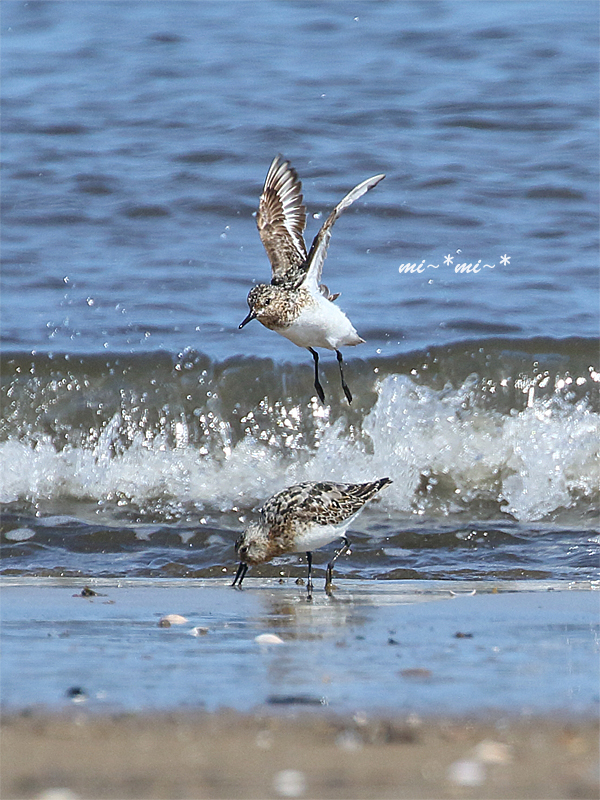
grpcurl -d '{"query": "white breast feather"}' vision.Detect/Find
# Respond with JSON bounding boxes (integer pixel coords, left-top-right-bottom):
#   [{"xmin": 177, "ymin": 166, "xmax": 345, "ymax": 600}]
[{"xmin": 277, "ymin": 295, "xmax": 363, "ymax": 350}]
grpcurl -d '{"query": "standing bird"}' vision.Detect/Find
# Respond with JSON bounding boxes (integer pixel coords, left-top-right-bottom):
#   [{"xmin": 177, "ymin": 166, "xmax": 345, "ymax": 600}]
[
  {"xmin": 239, "ymin": 156, "xmax": 385, "ymax": 404},
  {"xmin": 232, "ymin": 478, "xmax": 392, "ymax": 599}
]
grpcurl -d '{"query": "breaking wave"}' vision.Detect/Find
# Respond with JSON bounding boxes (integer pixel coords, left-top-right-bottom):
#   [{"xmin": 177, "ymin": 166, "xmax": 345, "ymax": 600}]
[{"xmin": 1, "ymin": 337, "xmax": 598, "ymax": 525}]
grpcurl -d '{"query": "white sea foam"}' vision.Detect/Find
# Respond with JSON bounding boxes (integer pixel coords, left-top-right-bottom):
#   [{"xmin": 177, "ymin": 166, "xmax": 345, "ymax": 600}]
[
  {"xmin": 359, "ymin": 375, "xmax": 599, "ymax": 521},
  {"xmin": 0, "ymin": 374, "xmax": 597, "ymax": 523},
  {"xmin": 3, "ymin": 527, "xmax": 36, "ymax": 541}
]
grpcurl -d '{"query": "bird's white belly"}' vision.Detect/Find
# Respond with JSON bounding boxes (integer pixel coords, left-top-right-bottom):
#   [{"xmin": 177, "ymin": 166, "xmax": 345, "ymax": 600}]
[
  {"xmin": 276, "ymin": 297, "xmax": 363, "ymax": 350},
  {"xmin": 288, "ymin": 521, "xmax": 351, "ymax": 554}
]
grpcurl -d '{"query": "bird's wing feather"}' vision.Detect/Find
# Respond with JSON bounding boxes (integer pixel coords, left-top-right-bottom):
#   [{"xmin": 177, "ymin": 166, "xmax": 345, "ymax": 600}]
[
  {"xmin": 261, "ymin": 479, "xmax": 391, "ymax": 529},
  {"xmin": 301, "ymin": 173, "xmax": 385, "ymax": 293},
  {"xmin": 256, "ymin": 155, "xmax": 307, "ymax": 284}
]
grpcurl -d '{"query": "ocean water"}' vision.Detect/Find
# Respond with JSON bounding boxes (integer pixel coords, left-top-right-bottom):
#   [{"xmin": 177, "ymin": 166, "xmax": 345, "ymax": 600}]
[{"xmin": 2, "ymin": 1, "xmax": 599, "ymax": 585}]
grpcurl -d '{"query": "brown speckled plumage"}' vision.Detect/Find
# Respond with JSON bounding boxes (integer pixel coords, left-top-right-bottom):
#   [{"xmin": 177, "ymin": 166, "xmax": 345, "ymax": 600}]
[
  {"xmin": 239, "ymin": 156, "xmax": 385, "ymax": 404},
  {"xmin": 233, "ymin": 479, "xmax": 392, "ymax": 597},
  {"xmin": 256, "ymin": 157, "xmax": 307, "ymax": 288},
  {"xmin": 245, "ymin": 284, "xmax": 313, "ymax": 331},
  {"xmin": 261, "ymin": 479, "xmax": 391, "ymax": 531}
]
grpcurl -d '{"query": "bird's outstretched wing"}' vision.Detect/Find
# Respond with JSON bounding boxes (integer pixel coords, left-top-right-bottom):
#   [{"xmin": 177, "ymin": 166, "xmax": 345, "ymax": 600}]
[
  {"xmin": 302, "ymin": 172, "xmax": 385, "ymax": 294},
  {"xmin": 256, "ymin": 155, "xmax": 307, "ymax": 285}
]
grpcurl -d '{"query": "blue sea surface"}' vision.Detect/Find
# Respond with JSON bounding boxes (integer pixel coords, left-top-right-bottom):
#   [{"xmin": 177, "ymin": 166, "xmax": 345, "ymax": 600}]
[
  {"xmin": 1, "ymin": 1, "xmax": 598, "ymax": 580},
  {"xmin": 2, "ymin": 0, "xmax": 598, "ymax": 358}
]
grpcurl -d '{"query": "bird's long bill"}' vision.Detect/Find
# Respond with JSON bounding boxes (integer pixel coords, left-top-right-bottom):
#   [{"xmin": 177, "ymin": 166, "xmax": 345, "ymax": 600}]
[
  {"xmin": 232, "ymin": 561, "xmax": 248, "ymax": 587},
  {"xmin": 239, "ymin": 309, "xmax": 257, "ymax": 329}
]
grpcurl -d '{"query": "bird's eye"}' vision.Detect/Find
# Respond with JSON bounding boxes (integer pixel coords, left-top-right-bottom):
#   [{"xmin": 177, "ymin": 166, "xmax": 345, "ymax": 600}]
[
  {"xmin": 263, "ymin": 298, "xmax": 271, "ymax": 306},
  {"xmin": 239, "ymin": 545, "xmax": 248, "ymax": 557}
]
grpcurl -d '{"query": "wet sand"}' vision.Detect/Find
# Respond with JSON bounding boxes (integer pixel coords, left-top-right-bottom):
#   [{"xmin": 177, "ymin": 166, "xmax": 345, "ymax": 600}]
[
  {"xmin": 2, "ymin": 578, "xmax": 598, "ymax": 713},
  {"xmin": 2, "ymin": 709, "xmax": 598, "ymax": 799}
]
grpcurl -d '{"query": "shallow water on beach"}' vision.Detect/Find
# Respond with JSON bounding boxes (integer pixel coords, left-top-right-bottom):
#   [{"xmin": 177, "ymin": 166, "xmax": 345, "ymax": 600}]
[{"xmin": 1, "ymin": 578, "xmax": 598, "ymax": 715}]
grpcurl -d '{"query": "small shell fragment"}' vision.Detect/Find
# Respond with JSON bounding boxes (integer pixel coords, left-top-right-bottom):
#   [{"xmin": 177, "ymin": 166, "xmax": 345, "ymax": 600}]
[
  {"xmin": 273, "ymin": 768, "xmax": 307, "ymax": 797},
  {"xmin": 66, "ymin": 686, "xmax": 87, "ymax": 703},
  {"xmin": 473, "ymin": 739, "xmax": 512, "ymax": 764},
  {"xmin": 255, "ymin": 633, "xmax": 285, "ymax": 645},
  {"xmin": 447, "ymin": 759, "xmax": 485, "ymax": 787},
  {"xmin": 158, "ymin": 614, "xmax": 188, "ymax": 627},
  {"xmin": 400, "ymin": 667, "xmax": 432, "ymax": 679}
]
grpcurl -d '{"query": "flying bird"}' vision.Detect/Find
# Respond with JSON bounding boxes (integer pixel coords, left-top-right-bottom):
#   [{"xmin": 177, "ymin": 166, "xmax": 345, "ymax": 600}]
[{"xmin": 239, "ymin": 156, "xmax": 385, "ymax": 403}]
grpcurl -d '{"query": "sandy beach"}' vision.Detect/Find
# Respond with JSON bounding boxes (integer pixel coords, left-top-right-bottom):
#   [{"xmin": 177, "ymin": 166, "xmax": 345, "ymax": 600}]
[{"xmin": 2, "ymin": 708, "xmax": 598, "ymax": 799}]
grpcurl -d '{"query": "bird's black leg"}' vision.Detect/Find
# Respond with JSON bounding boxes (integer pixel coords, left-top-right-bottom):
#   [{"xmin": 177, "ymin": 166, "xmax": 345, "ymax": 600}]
[
  {"xmin": 306, "ymin": 551, "xmax": 313, "ymax": 601},
  {"xmin": 232, "ymin": 562, "xmax": 248, "ymax": 589},
  {"xmin": 336, "ymin": 350, "xmax": 352, "ymax": 404},
  {"xmin": 325, "ymin": 536, "xmax": 350, "ymax": 596},
  {"xmin": 308, "ymin": 348, "xmax": 325, "ymax": 403}
]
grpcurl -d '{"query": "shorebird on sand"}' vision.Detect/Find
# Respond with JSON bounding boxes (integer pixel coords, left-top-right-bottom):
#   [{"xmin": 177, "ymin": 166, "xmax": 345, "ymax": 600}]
[{"xmin": 232, "ymin": 477, "xmax": 392, "ymax": 599}]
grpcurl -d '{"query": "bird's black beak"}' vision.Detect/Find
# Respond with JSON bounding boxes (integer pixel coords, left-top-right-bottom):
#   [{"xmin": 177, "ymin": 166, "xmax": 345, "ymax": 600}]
[{"xmin": 239, "ymin": 309, "xmax": 256, "ymax": 329}]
